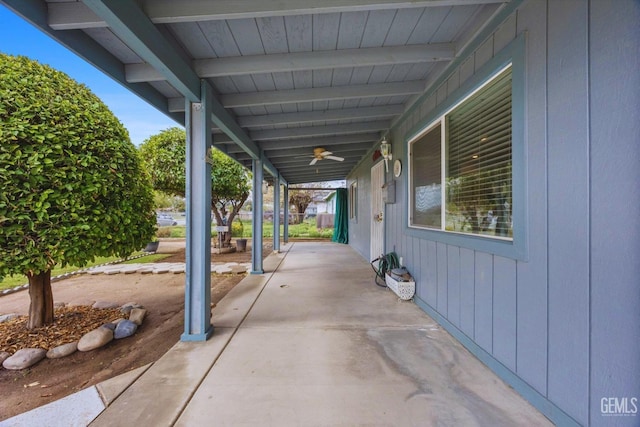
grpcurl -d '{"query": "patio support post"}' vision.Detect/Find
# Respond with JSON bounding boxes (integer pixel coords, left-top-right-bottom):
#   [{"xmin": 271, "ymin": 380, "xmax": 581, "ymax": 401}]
[
  {"xmin": 283, "ymin": 184, "xmax": 289, "ymax": 243},
  {"xmin": 181, "ymin": 80, "xmax": 213, "ymax": 341},
  {"xmin": 273, "ymin": 178, "xmax": 280, "ymax": 252},
  {"xmin": 251, "ymin": 159, "xmax": 264, "ymax": 274}
]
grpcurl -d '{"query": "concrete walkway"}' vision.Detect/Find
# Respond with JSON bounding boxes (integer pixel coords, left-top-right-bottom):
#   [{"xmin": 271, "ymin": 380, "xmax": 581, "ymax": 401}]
[{"xmin": 5, "ymin": 242, "xmax": 552, "ymax": 426}]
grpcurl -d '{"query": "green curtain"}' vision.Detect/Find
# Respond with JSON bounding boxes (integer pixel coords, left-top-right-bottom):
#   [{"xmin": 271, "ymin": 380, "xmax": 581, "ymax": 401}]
[{"xmin": 332, "ymin": 188, "xmax": 348, "ymax": 244}]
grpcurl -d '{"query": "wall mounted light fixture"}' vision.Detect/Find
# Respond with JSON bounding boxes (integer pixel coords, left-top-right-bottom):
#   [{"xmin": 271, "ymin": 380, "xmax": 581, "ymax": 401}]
[{"xmin": 380, "ymin": 138, "xmax": 392, "ymax": 173}]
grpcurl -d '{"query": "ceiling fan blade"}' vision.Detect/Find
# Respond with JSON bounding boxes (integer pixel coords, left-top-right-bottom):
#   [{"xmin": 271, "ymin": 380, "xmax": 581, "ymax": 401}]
[
  {"xmin": 325, "ymin": 155, "xmax": 344, "ymax": 162},
  {"xmin": 309, "ymin": 158, "xmax": 318, "ymax": 166},
  {"xmin": 320, "ymin": 151, "xmax": 333, "ymax": 156}
]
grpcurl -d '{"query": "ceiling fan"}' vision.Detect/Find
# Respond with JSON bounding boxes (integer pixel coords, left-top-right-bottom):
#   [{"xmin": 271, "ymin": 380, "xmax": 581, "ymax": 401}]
[{"xmin": 301, "ymin": 147, "xmax": 345, "ymax": 166}]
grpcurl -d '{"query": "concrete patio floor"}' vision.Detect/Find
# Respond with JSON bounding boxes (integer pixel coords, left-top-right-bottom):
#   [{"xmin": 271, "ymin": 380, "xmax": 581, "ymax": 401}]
[{"xmin": 6, "ymin": 242, "xmax": 552, "ymax": 426}]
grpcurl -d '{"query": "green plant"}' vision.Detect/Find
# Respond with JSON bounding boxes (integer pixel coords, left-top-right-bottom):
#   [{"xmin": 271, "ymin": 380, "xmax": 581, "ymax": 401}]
[
  {"xmin": 0, "ymin": 54, "xmax": 156, "ymax": 328},
  {"xmin": 139, "ymin": 129, "xmax": 251, "ymax": 247},
  {"xmin": 155, "ymin": 227, "xmax": 172, "ymax": 238},
  {"xmin": 231, "ymin": 220, "xmax": 244, "ymax": 237}
]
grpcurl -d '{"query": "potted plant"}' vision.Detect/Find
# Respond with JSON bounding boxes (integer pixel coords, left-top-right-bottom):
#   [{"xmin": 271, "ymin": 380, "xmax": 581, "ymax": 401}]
[{"xmin": 143, "ymin": 238, "xmax": 159, "ymax": 253}]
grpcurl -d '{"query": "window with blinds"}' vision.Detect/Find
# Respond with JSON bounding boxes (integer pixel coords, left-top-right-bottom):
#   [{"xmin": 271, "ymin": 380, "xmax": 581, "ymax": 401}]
[{"xmin": 409, "ymin": 64, "xmax": 513, "ymax": 240}]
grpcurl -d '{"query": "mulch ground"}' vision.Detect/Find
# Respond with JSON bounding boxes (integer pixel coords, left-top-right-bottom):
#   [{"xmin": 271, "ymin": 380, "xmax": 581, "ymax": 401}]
[{"xmin": 0, "ymin": 306, "xmax": 124, "ymax": 354}]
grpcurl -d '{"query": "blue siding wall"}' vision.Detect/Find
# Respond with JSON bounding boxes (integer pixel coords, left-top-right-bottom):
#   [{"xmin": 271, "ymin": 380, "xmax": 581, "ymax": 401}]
[
  {"xmin": 514, "ymin": 0, "xmax": 549, "ymax": 398},
  {"xmin": 588, "ymin": 2, "xmax": 640, "ymax": 426},
  {"xmin": 547, "ymin": 2, "xmax": 590, "ymax": 422},
  {"xmin": 347, "ymin": 1, "xmax": 640, "ymax": 425}
]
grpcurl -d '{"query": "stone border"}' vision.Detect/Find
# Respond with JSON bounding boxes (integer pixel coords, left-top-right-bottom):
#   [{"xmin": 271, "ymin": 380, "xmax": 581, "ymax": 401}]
[
  {"xmin": 1, "ymin": 302, "xmax": 147, "ymax": 371},
  {"xmin": 1, "ymin": 257, "xmax": 252, "ymax": 298}
]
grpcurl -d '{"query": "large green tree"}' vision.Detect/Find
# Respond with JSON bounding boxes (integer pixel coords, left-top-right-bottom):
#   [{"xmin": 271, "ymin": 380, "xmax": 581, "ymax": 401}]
[
  {"xmin": 139, "ymin": 128, "xmax": 251, "ymax": 246},
  {"xmin": 0, "ymin": 54, "xmax": 156, "ymax": 329}
]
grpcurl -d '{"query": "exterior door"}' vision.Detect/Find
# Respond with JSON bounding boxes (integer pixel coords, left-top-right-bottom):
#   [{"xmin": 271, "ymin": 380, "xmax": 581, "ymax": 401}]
[{"xmin": 370, "ymin": 161, "xmax": 385, "ymax": 261}]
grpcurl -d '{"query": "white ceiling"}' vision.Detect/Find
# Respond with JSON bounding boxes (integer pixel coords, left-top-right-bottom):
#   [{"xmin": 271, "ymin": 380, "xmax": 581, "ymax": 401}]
[{"xmin": 3, "ymin": 0, "xmax": 511, "ymax": 184}]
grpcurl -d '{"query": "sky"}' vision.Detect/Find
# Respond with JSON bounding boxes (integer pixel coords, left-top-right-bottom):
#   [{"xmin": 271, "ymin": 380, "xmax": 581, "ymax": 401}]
[{"xmin": 0, "ymin": 5, "xmax": 180, "ymax": 146}]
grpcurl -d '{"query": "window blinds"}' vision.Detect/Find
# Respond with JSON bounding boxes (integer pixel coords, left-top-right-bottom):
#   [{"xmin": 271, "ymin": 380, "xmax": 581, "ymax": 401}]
[{"xmin": 446, "ymin": 66, "xmax": 512, "ymax": 237}]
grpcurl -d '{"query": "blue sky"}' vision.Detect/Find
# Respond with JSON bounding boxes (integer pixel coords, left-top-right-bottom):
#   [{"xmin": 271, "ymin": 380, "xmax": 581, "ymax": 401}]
[{"xmin": 0, "ymin": 5, "xmax": 180, "ymax": 146}]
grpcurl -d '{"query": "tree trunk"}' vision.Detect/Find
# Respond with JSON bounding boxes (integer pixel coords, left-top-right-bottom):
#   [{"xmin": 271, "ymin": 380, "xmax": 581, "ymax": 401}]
[
  {"xmin": 224, "ymin": 211, "xmax": 238, "ymax": 246},
  {"xmin": 27, "ymin": 270, "xmax": 54, "ymax": 329}
]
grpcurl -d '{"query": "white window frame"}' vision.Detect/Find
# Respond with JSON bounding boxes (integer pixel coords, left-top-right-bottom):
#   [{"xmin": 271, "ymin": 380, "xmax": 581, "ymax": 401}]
[{"xmin": 349, "ymin": 180, "xmax": 358, "ymax": 221}]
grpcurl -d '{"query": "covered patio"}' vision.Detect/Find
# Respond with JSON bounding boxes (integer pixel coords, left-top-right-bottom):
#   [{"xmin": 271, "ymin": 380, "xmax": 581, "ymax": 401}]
[
  {"xmin": 0, "ymin": 0, "xmax": 524, "ymax": 342},
  {"xmin": 5, "ymin": 242, "xmax": 551, "ymax": 425},
  {"xmin": 5, "ymin": 1, "xmax": 637, "ymax": 425}
]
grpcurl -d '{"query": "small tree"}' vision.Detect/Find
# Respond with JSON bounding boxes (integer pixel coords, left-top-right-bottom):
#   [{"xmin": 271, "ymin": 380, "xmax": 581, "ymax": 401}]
[
  {"xmin": 0, "ymin": 54, "xmax": 156, "ymax": 329},
  {"xmin": 139, "ymin": 128, "xmax": 251, "ymax": 246},
  {"xmin": 210, "ymin": 152, "xmax": 251, "ymax": 245},
  {"xmin": 289, "ymin": 191, "xmax": 312, "ymax": 224}
]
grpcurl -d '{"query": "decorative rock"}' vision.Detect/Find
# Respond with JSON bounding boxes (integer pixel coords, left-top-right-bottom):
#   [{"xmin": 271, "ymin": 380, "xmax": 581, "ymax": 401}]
[
  {"xmin": 120, "ymin": 302, "xmax": 143, "ymax": 315},
  {"xmin": 102, "ymin": 322, "xmax": 117, "ymax": 331},
  {"xmin": 0, "ymin": 313, "xmax": 20, "ymax": 323},
  {"xmin": 92, "ymin": 301, "xmax": 119, "ymax": 309},
  {"xmin": 129, "ymin": 308, "xmax": 147, "ymax": 326},
  {"xmin": 47, "ymin": 342, "xmax": 78, "ymax": 359},
  {"xmin": 3, "ymin": 348, "xmax": 47, "ymax": 370},
  {"xmin": 0, "ymin": 351, "xmax": 10, "ymax": 365},
  {"xmin": 114, "ymin": 320, "xmax": 138, "ymax": 339},
  {"xmin": 77, "ymin": 327, "xmax": 114, "ymax": 351}
]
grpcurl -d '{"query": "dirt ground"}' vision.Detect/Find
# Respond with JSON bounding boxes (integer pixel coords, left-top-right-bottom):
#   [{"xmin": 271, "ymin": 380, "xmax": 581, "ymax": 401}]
[{"xmin": 0, "ymin": 239, "xmax": 269, "ymax": 421}]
